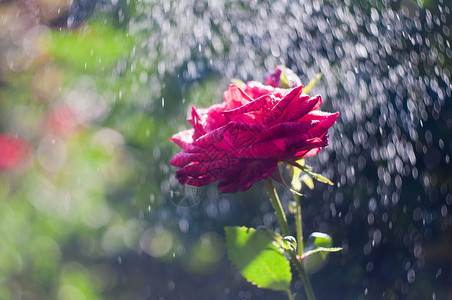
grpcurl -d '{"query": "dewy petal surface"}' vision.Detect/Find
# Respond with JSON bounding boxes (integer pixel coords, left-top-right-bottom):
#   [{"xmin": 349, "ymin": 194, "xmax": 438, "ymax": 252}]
[{"xmin": 170, "ymin": 79, "xmax": 339, "ymax": 193}]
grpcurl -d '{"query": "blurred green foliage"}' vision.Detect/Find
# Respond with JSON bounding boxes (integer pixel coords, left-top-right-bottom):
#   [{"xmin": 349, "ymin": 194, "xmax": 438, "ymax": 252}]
[
  {"xmin": 0, "ymin": 3, "xmax": 186, "ymax": 298},
  {"xmin": 49, "ymin": 22, "xmax": 133, "ymax": 71}
]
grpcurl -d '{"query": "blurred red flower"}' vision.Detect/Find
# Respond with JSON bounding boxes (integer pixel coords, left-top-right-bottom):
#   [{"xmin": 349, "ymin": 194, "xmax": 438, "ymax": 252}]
[
  {"xmin": 170, "ymin": 83, "xmax": 338, "ymax": 193},
  {"xmin": 0, "ymin": 134, "xmax": 31, "ymax": 170},
  {"xmin": 45, "ymin": 106, "xmax": 78, "ymax": 137}
]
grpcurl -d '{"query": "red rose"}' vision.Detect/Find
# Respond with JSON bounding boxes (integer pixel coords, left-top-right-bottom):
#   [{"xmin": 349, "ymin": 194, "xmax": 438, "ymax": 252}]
[
  {"xmin": 170, "ymin": 83, "xmax": 338, "ymax": 193},
  {"xmin": 0, "ymin": 134, "xmax": 32, "ymax": 170}
]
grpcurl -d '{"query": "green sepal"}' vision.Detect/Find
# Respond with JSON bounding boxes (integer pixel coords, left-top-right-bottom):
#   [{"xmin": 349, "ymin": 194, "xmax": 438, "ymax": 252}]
[
  {"xmin": 303, "ymin": 73, "xmax": 322, "ymax": 94},
  {"xmin": 279, "ymin": 71, "xmax": 291, "ymax": 88},
  {"xmin": 272, "ymin": 166, "xmax": 304, "ymax": 196},
  {"xmin": 290, "ymin": 159, "xmax": 316, "ymax": 191},
  {"xmin": 290, "ymin": 161, "xmax": 334, "ymax": 186},
  {"xmin": 290, "ymin": 164, "xmax": 303, "ymax": 191},
  {"xmin": 301, "ymin": 174, "xmax": 315, "ymax": 190}
]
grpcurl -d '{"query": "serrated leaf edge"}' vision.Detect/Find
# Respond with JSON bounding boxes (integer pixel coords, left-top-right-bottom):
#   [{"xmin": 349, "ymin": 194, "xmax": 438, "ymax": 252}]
[{"xmin": 224, "ymin": 226, "xmax": 292, "ymax": 291}]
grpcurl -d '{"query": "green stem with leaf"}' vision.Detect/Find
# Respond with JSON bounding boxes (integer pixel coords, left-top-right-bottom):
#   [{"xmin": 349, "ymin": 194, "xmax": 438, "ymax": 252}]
[{"xmin": 265, "ymin": 179, "xmax": 316, "ymax": 300}]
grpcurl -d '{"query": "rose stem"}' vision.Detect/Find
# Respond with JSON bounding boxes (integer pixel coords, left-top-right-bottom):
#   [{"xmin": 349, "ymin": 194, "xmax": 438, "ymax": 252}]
[
  {"xmin": 294, "ymin": 194, "xmax": 303, "ymax": 256},
  {"xmin": 264, "ymin": 178, "xmax": 290, "ymax": 236},
  {"xmin": 264, "ymin": 178, "xmax": 316, "ymax": 300},
  {"xmin": 287, "ymin": 251, "xmax": 316, "ymax": 300}
]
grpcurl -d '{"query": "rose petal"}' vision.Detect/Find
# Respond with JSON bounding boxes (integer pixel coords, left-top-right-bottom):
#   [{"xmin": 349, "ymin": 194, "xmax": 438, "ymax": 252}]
[
  {"xmin": 284, "ymin": 95, "xmax": 321, "ymax": 122},
  {"xmin": 223, "ymin": 84, "xmax": 253, "ymax": 110},
  {"xmin": 170, "ymin": 129, "xmax": 194, "ymax": 149},
  {"xmin": 217, "ymin": 160, "xmax": 277, "ymax": 193},
  {"xmin": 223, "ymin": 94, "xmax": 274, "ymax": 115},
  {"xmin": 264, "ymin": 85, "xmax": 303, "ymax": 124},
  {"xmin": 244, "ymin": 81, "xmax": 287, "ymax": 99},
  {"xmin": 256, "ymin": 121, "xmax": 317, "ymax": 142},
  {"xmin": 300, "ymin": 111, "xmax": 340, "ymax": 136}
]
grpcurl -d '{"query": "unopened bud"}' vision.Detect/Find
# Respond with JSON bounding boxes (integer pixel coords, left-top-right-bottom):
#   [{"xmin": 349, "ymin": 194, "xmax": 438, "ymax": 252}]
[{"xmin": 264, "ymin": 65, "xmax": 301, "ymax": 88}]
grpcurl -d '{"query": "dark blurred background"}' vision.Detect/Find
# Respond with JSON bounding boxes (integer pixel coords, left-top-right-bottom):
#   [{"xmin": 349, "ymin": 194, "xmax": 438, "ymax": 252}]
[{"xmin": 0, "ymin": 0, "xmax": 451, "ymax": 299}]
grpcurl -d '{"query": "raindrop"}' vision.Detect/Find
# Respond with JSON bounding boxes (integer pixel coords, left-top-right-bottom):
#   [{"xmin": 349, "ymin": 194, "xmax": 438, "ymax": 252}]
[
  {"xmin": 407, "ymin": 269, "xmax": 415, "ymax": 284},
  {"xmin": 179, "ymin": 218, "xmax": 189, "ymax": 233},
  {"xmin": 435, "ymin": 268, "xmax": 442, "ymax": 278}
]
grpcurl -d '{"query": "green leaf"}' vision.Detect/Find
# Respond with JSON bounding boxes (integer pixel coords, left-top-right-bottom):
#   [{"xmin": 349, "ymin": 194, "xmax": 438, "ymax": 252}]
[
  {"xmin": 302, "ymin": 232, "xmax": 341, "ymax": 273},
  {"xmin": 225, "ymin": 226, "xmax": 292, "ymax": 291},
  {"xmin": 303, "ymin": 73, "xmax": 322, "ymax": 94},
  {"xmin": 300, "ymin": 247, "xmax": 342, "ymax": 260}
]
